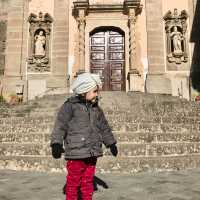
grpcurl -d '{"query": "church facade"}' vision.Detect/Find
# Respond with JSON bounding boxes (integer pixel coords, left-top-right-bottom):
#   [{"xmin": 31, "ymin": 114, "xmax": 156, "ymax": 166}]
[{"xmin": 0, "ymin": 0, "xmax": 197, "ymax": 101}]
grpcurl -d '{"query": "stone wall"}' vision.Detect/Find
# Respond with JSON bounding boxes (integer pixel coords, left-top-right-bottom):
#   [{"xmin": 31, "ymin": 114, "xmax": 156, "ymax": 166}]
[{"xmin": 145, "ymin": 0, "xmax": 193, "ymax": 100}]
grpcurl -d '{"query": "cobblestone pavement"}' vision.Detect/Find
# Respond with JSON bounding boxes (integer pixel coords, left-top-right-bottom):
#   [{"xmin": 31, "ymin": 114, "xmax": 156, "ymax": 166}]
[{"xmin": 1, "ymin": 169, "xmax": 200, "ymax": 200}]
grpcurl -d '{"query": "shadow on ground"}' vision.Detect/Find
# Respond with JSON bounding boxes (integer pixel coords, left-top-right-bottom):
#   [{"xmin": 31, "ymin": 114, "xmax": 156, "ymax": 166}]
[{"xmin": 62, "ymin": 175, "xmax": 109, "ymax": 199}]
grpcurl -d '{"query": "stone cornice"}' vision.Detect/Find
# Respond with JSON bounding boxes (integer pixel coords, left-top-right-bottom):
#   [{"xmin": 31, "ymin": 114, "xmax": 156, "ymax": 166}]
[
  {"xmin": 73, "ymin": 0, "xmax": 89, "ymax": 9},
  {"xmin": 124, "ymin": 0, "xmax": 141, "ymax": 7},
  {"xmin": 73, "ymin": 0, "xmax": 142, "ymax": 17},
  {"xmin": 89, "ymin": 4, "xmax": 124, "ymax": 13}
]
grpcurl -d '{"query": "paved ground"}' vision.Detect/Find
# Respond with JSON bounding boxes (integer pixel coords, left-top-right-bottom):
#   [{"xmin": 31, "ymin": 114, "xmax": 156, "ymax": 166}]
[{"xmin": 1, "ymin": 169, "xmax": 200, "ymax": 200}]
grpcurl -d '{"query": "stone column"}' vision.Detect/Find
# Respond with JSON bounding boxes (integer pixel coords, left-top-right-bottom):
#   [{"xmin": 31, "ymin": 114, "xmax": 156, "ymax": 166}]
[
  {"xmin": 145, "ymin": 0, "xmax": 171, "ymax": 94},
  {"xmin": 77, "ymin": 9, "xmax": 86, "ymax": 73},
  {"xmin": 124, "ymin": 0, "xmax": 142, "ymax": 91},
  {"xmin": 128, "ymin": 8, "xmax": 138, "ymax": 73},
  {"xmin": 50, "ymin": 0, "xmax": 69, "ymax": 89},
  {"xmin": 3, "ymin": 0, "xmax": 29, "ymax": 101},
  {"xmin": 73, "ymin": 0, "xmax": 89, "ymax": 75}
]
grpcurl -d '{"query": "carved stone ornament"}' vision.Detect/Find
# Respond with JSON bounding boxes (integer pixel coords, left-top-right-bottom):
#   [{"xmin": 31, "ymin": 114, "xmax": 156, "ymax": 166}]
[
  {"xmin": 27, "ymin": 12, "xmax": 53, "ymax": 73},
  {"xmin": 163, "ymin": 8, "xmax": 188, "ymax": 64}
]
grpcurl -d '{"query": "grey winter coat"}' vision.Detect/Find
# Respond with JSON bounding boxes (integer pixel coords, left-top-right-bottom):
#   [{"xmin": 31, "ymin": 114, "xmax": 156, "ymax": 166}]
[{"xmin": 50, "ymin": 96, "xmax": 116, "ymax": 159}]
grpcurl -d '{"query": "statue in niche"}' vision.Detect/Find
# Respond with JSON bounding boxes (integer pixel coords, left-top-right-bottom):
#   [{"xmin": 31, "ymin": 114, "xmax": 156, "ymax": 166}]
[
  {"xmin": 163, "ymin": 8, "xmax": 188, "ymax": 64},
  {"xmin": 170, "ymin": 26, "xmax": 184, "ymax": 55},
  {"xmin": 28, "ymin": 12, "xmax": 53, "ymax": 73},
  {"xmin": 34, "ymin": 30, "xmax": 46, "ymax": 57}
]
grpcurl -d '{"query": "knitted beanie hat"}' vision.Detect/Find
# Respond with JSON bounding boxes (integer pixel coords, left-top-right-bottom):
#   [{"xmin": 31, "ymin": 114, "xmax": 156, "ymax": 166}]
[{"xmin": 71, "ymin": 72, "xmax": 102, "ymax": 94}]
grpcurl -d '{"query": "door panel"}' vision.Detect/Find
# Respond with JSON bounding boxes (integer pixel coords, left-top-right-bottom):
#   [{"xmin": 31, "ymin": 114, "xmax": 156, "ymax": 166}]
[{"xmin": 90, "ymin": 29, "xmax": 125, "ymax": 91}]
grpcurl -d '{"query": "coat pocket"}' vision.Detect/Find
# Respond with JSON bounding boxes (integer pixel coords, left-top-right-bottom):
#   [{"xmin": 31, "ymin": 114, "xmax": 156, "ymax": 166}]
[{"xmin": 66, "ymin": 134, "xmax": 88, "ymax": 149}]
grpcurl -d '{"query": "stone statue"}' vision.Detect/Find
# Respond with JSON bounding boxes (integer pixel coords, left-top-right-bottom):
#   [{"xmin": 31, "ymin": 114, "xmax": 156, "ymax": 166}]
[
  {"xmin": 34, "ymin": 30, "xmax": 46, "ymax": 56},
  {"xmin": 170, "ymin": 26, "xmax": 183, "ymax": 54}
]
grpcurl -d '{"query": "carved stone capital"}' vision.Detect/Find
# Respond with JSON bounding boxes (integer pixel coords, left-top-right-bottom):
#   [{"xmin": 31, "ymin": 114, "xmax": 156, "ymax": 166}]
[
  {"xmin": 123, "ymin": 0, "xmax": 142, "ymax": 16},
  {"xmin": 73, "ymin": 0, "xmax": 89, "ymax": 17}
]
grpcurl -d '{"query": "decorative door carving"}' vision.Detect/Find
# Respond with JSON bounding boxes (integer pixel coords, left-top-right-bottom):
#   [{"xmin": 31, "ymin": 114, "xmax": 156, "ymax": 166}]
[{"xmin": 90, "ymin": 30, "xmax": 125, "ymax": 91}]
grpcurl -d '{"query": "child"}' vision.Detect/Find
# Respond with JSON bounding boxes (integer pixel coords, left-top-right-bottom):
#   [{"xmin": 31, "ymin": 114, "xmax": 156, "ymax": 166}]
[{"xmin": 50, "ymin": 72, "xmax": 118, "ymax": 200}]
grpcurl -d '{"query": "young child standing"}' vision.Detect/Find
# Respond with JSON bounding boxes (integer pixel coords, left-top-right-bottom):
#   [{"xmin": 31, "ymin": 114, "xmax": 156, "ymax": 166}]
[{"xmin": 50, "ymin": 72, "xmax": 118, "ymax": 200}]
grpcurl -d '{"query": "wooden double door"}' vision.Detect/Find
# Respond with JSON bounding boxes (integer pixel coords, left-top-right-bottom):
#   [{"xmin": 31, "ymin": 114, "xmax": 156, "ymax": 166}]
[{"xmin": 90, "ymin": 29, "xmax": 125, "ymax": 91}]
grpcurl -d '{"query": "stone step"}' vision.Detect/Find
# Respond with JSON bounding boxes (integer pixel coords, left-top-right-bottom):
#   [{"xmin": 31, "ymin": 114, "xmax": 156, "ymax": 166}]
[
  {"xmin": 1, "ymin": 131, "xmax": 200, "ymax": 144},
  {"xmin": 0, "ymin": 122, "xmax": 200, "ymax": 134},
  {"xmin": 0, "ymin": 124, "xmax": 52, "ymax": 134},
  {"xmin": 1, "ymin": 96, "xmax": 200, "ymax": 119},
  {"xmin": 110, "ymin": 122, "xmax": 200, "ymax": 133},
  {"xmin": 1, "ymin": 154, "xmax": 200, "ymax": 173},
  {"xmin": 0, "ymin": 116, "xmax": 55, "ymax": 124},
  {"xmin": 0, "ymin": 133, "xmax": 49, "ymax": 143},
  {"xmin": 2, "ymin": 100, "xmax": 200, "ymax": 112},
  {"xmin": 1, "ymin": 114, "xmax": 200, "ymax": 124},
  {"xmin": 115, "ymin": 132, "xmax": 200, "ymax": 143},
  {"xmin": 1, "ymin": 99, "xmax": 200, "ymax": 121},
  {"xmin": 97, "ymin": 154, "xmax": 200, "ymax": 173},
  {"xmin": 1, "ymin": 142, "xmax": 200, "ymax": 157}
]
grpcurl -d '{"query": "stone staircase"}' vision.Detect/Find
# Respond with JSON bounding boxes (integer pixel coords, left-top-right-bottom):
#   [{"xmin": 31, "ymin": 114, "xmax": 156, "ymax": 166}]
[{"xmin": 0, "ymin": 92, "xmax": 200, "ymax": 173}]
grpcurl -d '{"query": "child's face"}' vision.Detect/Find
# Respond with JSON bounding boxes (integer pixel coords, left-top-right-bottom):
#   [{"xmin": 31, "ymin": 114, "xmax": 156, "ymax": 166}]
[{"xmin": 85, "ymin": 86, "xmax": 99, "ymax": 102}]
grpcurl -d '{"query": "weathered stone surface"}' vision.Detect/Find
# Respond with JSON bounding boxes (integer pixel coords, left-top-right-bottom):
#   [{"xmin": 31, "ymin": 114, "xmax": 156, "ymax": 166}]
[
  {"xmin": 1, "ymin": 92, "xmax": 200, "ymax": 173},
  {"xmin": 0, "ymin": 133, "xmax": 47, "ymax": 143},
  {"xmin": 0, "ymin": 144, "xmax": 46, "ymax": 156},
  {"xmin": 97, "ymin": 155, "xmax": 200, "ymax": 173}
]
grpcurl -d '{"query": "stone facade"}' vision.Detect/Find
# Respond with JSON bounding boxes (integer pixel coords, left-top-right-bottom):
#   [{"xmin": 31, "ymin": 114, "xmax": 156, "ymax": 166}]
[{"xmin": 0, "ymin": 0, "xmax": 198, "ymax": 101}]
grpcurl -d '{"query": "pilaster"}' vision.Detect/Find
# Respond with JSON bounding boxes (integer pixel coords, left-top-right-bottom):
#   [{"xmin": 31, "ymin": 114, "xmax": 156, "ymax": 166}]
[
  {"xmin": 3, "ymin": 0, "xmax": 29, "ymax": 101},
  {"xmin": 50, "ymin": 0, "xmax": 69, "ymax": 88},
  {"xmin": 145, "ymin": 0, "xmax": 171, "ymax": 94},
  {"xmin": 73, "ymin": 0, "xmax": 89, "ymax": 75},
  {"xmin": 124, "ymin": 0, "xmax": 143, "ymax": 91}
]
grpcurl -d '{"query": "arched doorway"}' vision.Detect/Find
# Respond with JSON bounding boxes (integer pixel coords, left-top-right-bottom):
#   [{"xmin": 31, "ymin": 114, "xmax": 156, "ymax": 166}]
[{"xmin": 90, "ymin": 27, "xmax": 125, "ymax": 91}]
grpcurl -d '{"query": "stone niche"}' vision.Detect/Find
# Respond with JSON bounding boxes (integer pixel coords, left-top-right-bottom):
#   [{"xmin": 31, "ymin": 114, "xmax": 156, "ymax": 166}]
[
  {"xmin": 163, "ymin": 8, "xmax": 189, "ymax": 71},
  {"xmin": 28, "ymin": 12, "xmax": 53, "ymax": 73}
]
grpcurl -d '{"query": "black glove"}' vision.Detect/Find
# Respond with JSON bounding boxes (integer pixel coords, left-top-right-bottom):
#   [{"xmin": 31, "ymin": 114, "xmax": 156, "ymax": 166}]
[
  {"xmin": 110, "ymin": 144, "xmax": 118, "ymax": 157},
  {"xmin": 51, "ymin": 143, "xmax": 65, "ymax": 159}
]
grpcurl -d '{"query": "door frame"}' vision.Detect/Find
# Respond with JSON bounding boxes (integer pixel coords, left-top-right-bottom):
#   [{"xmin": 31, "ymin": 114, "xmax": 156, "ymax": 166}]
[
  {"xmin": 89, "ymin": 26, "xmax": 126, "ymax": 91},
  {"xmin": 85, "ymin": 12, "xmax": 129, "ymax": 91},
  {"xmin": 85, "ymin": 20, "xmax": 130, "ymax": 91}
]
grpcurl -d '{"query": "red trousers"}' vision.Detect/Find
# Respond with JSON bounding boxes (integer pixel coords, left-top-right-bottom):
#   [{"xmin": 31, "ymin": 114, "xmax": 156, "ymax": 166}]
[{"xmin": 65, "ymin": 157, "xmax": 97, "ymax": 200}]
